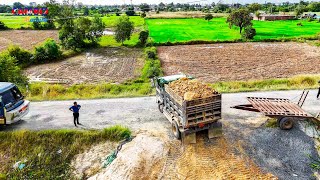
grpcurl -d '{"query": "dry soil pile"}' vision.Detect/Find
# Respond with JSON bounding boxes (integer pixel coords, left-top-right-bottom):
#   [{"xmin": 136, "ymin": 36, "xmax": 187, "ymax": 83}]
[
  {"xmin": 71, "ymin": 142, "xmax": 117, "ymax": 179},
  {"xmin": 88, "ymin": 131, "xmax": 170, "ymax": 180},
  {"xmin": 169, "ymin": 78, "xmax": 217, "ymax": 100},
  {"xmin": 158, "ymin": 42, "xmax": 320, "ymax": 83}
]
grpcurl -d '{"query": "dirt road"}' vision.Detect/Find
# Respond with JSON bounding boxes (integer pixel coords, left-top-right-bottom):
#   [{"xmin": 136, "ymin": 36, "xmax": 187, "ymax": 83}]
[{"xmin": 3, "ymin": 90, "xmax": 320, "ymax": 179}]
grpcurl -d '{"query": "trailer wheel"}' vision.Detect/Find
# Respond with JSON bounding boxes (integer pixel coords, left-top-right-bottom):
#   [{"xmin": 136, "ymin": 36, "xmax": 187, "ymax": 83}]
[
  {"xmin": 171, "ymin": 120, "xmax": 181, "ymax": 140},
  {"xmin": 279, "ymin": 117, "xmax": 294, "ymax": 130},
  {"xmin": 158, "ymin": 102, "xmax": 164, "ymax": 113}
]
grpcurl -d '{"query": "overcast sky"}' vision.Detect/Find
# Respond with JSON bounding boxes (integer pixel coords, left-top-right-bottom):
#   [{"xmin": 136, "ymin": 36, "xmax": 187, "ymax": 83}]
[{"xmin": 3, "ymin": 0, "xmax": 319, "ymax": 5}]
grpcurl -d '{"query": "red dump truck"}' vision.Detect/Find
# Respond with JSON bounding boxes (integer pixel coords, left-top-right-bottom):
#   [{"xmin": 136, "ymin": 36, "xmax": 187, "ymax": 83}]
[{"xmin": 154, "ymin": 74, "xmax": 222, "ymax": 143}]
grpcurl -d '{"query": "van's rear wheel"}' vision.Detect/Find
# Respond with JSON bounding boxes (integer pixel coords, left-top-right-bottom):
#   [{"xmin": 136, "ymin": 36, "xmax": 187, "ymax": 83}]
[{"xmin": 172, "ymin": 120, "xmax": 181, "ymax": 139}]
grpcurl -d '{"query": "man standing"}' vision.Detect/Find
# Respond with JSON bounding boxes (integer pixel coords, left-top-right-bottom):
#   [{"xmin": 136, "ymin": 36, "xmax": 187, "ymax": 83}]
[{"xmin": 69, "ymin": 102, "xmax": 81, "ymax": 127}]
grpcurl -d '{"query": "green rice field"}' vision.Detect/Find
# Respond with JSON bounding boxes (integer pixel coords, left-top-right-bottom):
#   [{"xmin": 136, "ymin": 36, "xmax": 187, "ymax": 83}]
[
  {"xmin": 146, "ymin": 17, "xmax": 320, "ymax": 43},
  {"xmin": 0, "ymin": 15, "xmax": 32, "ymax": 29}
]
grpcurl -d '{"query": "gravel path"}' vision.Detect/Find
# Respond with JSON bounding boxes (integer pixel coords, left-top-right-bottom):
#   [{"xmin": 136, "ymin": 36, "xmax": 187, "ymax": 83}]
[{"xmin": 2, "ymin": 90, "xmax": 320, "ymax": 179}]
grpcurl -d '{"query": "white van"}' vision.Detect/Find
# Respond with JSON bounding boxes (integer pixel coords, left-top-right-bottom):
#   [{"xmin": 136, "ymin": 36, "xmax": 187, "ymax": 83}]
[{"xmin": 0, "ymin": 82, "xmax": 30, "ymax": 125}]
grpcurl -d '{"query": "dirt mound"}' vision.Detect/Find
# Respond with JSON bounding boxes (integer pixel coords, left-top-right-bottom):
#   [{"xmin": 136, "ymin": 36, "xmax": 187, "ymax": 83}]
[
  {"xmin": 161, "ymin": 135, "xmax": 276, "ymax": 179},
  {"xmin": 169, "ymin": 78, "xmax": 217, "ymax": 100},
  {"xmin": 71, "ymin": 142, "xmax": 117, "ymax": 179},
  {"xmin": 88, "ymin": 131, "xmax": 170, "ymax": 180}
]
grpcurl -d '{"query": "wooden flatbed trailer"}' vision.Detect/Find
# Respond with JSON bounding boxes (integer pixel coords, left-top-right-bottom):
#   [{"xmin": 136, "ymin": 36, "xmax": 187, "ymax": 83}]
[
  {"xmin": 232, "ymin": 91, "xmax": 319, "ymax": 130},
  {"xmin": 154, "ymin": 75, "xmax": 222, "ymax": 143}
]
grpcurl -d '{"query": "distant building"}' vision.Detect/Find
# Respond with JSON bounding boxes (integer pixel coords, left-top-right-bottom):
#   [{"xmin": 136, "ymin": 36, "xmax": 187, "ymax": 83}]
[
  {"xmin": 29, "ymin": 2, "xmax": 36, "ymax": 7},
  {"xmin": 254, "ymin": 14, "xmax": 296, "ymax": 21}
]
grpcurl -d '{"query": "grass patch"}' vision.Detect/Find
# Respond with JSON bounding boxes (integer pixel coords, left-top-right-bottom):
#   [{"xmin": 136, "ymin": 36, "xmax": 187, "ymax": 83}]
[
  {"xmin": 211, "ymin": 75, "xmax": 320, "ymax": 93},
  {"xmin": 0, "ymin": 126, "xmax": 131, "ymax": 179},
  {"xmin": 99, "ymin": 33, "xmax": 140, "ymax": 47},
  {"xmin": 24, "ymin": 81, "xmax": 154, "ymax": 101},
  {"xmin": 102, "ymin": 15, "xmax": 145, "ymax": 28},
  {"xmin": 146, "ymin": 17, "xmax": 320, "ymax": 43},
  {"xmin": 0, "ymin": 15, "xmax": 32, "ymax": 29},
  {"xmin": 265, "ymin": 119, "xmax": 278, "ymax": 128}
]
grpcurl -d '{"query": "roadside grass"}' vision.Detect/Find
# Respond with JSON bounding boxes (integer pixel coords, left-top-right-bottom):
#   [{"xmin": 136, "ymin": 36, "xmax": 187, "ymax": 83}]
[
  {"xmin": 212, "ymin": 75, "xmax": 320, "ymax": 93},
  {"xmin": 146, "ymin": 17, "xmax": 320, "ymax": 43},
  {"xmin": 0, "ymin": 125, "xmax": 131, "ymax": 179},
  {"xmin": 25, "ymin": 81, "xmax": 154, "ymax": 101},
  {"xmin": 23, "ymin": 74, "xmax": 320, "ymax": 101}
]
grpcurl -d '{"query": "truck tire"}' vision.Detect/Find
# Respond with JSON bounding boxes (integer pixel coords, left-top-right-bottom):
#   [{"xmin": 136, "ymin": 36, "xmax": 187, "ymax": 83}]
[
  {"xmin": 158, "ymin": 102, "xmax": 164, "ymax": 113},
  {"xmin": 172, "ymin": 120, "xmax": 181, "ymax": 140},
  {"xmin": 279, "ymin": 117, "xmax": 294, "ymax": 130}
]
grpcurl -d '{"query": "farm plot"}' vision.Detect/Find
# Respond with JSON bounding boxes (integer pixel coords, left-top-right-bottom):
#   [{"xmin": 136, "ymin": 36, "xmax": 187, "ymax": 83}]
[
  {"xmin": 24, "ymin": 47, "xmax": 144, "ymax": 85},
  {"xmin": 146, "ymin": 18, "xmax": 320, "ymax": 43},
  {"xmin": 0, "ymin": 30, "xmax": 59, "ymax": 52},
  {"xmin": 158, "ymin": 42, "xmax": 320, "ymax": 83}
]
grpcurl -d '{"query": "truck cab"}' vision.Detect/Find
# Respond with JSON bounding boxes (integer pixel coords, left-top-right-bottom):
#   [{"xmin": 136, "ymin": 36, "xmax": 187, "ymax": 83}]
[{"xmin": 0, "ymin": 82, "xmax": 30, "ymax": 125}]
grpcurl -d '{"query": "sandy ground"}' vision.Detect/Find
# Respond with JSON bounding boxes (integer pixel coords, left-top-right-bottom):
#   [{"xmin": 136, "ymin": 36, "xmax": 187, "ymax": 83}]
[
  {"xmin": 3, "ymin": 90, "xmax": 320, "ymax": 179},
  {"xmin": 0, "ymin": 30, "xmax": 59, "ymax": 52},
  {"xmin": 24, "ymin": 47, "xmax": 144, "ymax": 84},
  {"xmin": 158, "ymin": 42, "xmax": 320, "ymax": 83}
]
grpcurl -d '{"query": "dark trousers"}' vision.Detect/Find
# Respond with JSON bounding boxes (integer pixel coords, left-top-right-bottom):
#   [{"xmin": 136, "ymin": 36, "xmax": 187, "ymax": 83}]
[{"xmin": 73, "ymin": 113, "xmax": 79, "ymax": 126}]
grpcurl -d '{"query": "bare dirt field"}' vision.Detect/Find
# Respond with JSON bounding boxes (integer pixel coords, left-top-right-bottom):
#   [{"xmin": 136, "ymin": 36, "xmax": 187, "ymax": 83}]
[
  {"xmin": 158, "ymin": 42, "xmax": 320, "ymax": 83},
  {"xmin": 0, "ymin": 30, "xmax": 59, "ymax": 52},
  {"xmin": 24, "ymin": 47, "xmax": 143, "ymax": 84}
]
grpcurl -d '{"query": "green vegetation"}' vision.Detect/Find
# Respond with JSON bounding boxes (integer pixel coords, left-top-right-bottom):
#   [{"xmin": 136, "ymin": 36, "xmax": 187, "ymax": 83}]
[
  {"xmin": 114, "ymin": 16, "xmax": 134, "ymax": 45},
  {"xmin": 34, "ymin": 39, "xmax": 62, "ymax": 63},
  {"xmin": 0, "ymin": 126, "xmax": 131, "ymax": 179},
  {"xmin": 211, "ymin": 75, "xmax": 320, "ymax": 93},
  {"xmin": 99, "ymin": 33, "xmax": 140, "ymax": 47},
  {"xmin": 146, "ymin": 18, "xmax": 320, "ymax": 43},
  {"xmin": 102, "ymin": 15, "xmax": 144, "ymax": 28},
  {"xmin": 24, "ymin": 81, "xmax": 153, "ymax": 101},
  {"xmin": 0, "ymin": 53, "xmax": 27, "ymax": 85},
  {"xmin": 0, "ymin": 16, "xmax": 31, "ymax": 29}
]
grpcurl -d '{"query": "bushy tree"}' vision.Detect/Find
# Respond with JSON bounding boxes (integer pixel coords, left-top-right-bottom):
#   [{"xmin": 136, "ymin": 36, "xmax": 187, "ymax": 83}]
[
  {"xmin": 32, "ymin": 17, "xmax": 42, "ymax": 30},
  {"xmin": 140, "ymin": 3, "xmax": 150, "ymax": 12},
  {"xmin": 141, "ymin": 12, "xmax": 146, "ymax": 18},
  {"xmin": 295, "ymin": 5, "xmax": 306, "ymax": 17},
  {"xmin": 34, "ymin": 39, "xmax": 62, "ymax": 63},
  {"xmin": 0, "ymin": 53, "xmax": 27, "ymax": 85},
  {"xmin": 139, "ymin": 30, "xmax": 149, "ymax": 46},
  {"xmin": 241, "ymin": 26, "xmax": 256, "ymax": 40},
  {"xmin": 114, "ymin": 16, "xmax": 134, "ymax": 45},
  {"xmin": 204, "ymin": 14, "xmax": 213, "ymax": 22},
  {"xmin": 59, "ymin": 16, "xmax": 105, "ymax": 50},
  {"xmin": 125, "ymin": 6, "xmax": 135, "ymax": 16},
  {"xmin": 248, "ymin": 3, "xmax": 262, "ymax": 12},
  {"xmin": 227, "ymin": 8, "xmax": 252, "ymax": 34},
  {"xmin": 83, "ymin": 7, "xmax": 89, "ymax": 16},
  {"xmin": 7, "ymin": 46, "xmax": 33, "ymax": 67}
]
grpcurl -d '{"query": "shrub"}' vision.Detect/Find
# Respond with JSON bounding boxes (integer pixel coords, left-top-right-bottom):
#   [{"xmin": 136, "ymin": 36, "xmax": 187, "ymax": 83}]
[
  {"xmin": 145, "ymin": 47, "xmax": 157, "ymax": 59},
  {"xmin": 297, "ymin": 22, "xmax": 303, "ymax": 26},
  {"xmin": 34, "ymin": 39, "xmax": 62, "ymax": 63},
  {"xmin": 139, "ymin": 30, "xmax": 149, "ymax": 46},
  {"xmin": 32, "ymin": 17, "xmax": 42, "ymax": 30},
  {"xmin": 141, "ymin": 12, "xmax": 146, "ymax": 18},
  {"xmin": 0, "ymin": 53, "xmax": 27, "ymax": 85},
  {"xmin": 204, "ymin": 14, "xmax": 213, "ymax": 22},
  {"xmin": 116, "ymin": 12, "xmax": 120, "ymax": 16},
  {"xmin": 241, "ymin": 26, "xmax": 256, "ymax": 40},
  {"xmin": 0, "ymin": 21, "xmax": 7, "ymax": 30},
  {"xmin": 7, "ymin": 45, "xmax": 33, "ymax": 67}
]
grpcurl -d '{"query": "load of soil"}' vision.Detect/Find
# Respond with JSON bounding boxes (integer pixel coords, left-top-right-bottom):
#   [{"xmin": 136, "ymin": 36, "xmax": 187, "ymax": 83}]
[{"xmin": 168, "ymin": 78, "xmax": 217, "ymax": 100}]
